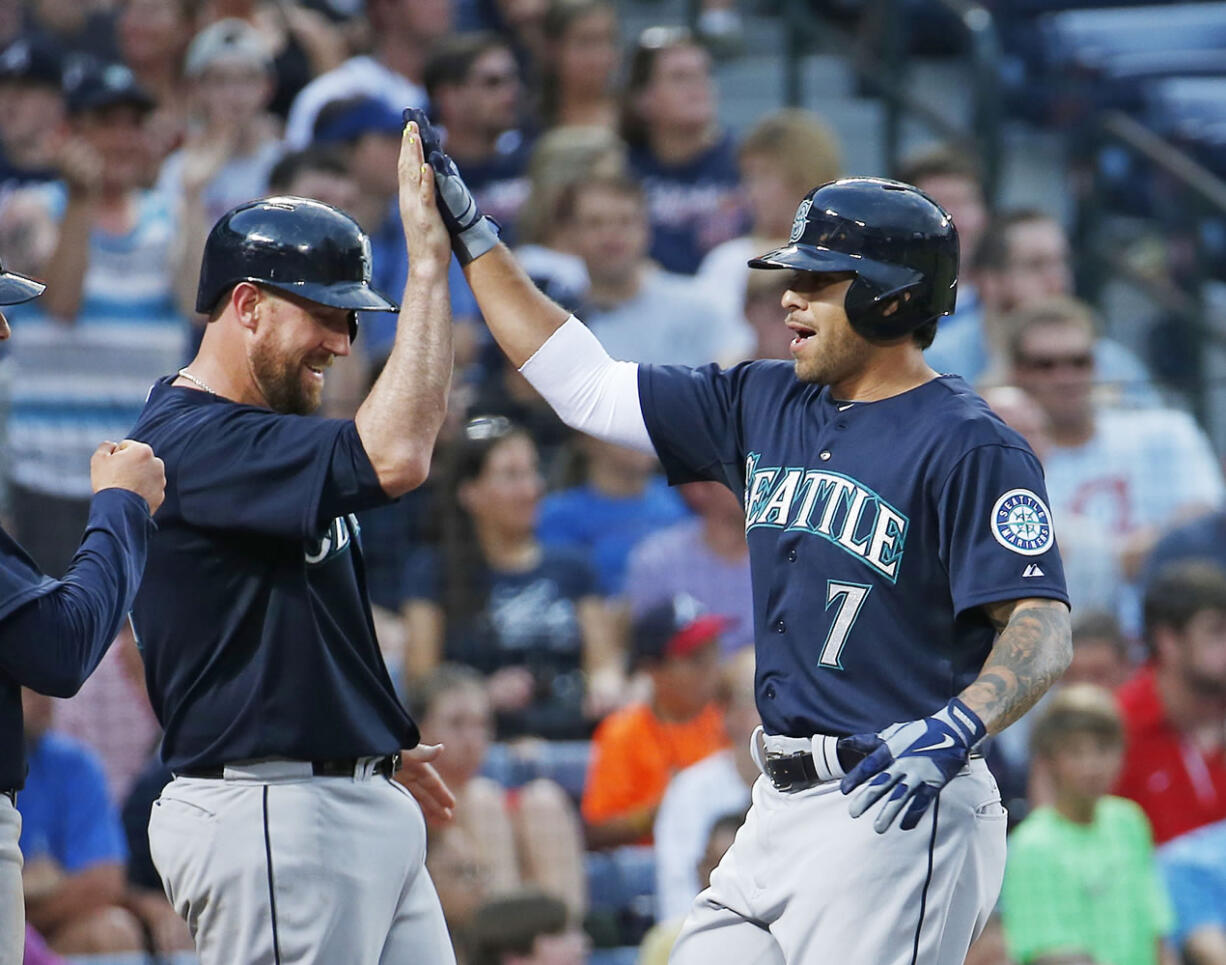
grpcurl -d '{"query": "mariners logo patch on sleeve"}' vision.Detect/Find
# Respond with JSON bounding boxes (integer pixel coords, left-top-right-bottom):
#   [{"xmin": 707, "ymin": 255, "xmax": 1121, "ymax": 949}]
[{"xmin": 991, "ymin": 489, "xmax": 1053, "ymax": 556}]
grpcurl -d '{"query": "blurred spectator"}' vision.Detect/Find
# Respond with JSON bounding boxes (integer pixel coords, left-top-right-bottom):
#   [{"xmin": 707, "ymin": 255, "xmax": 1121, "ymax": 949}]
[
  {"xmin": 625, "ymin": 481, "xmax": 752, "ymax": 655},
  {"xmin": 267, "ymin": 141, "xmax": 360, "ymax": 211},
  {"xmin": 538, "ymin": 0, "xmax": 619, "ymax": 130},
  {"xmin": 978, "ymin": 383, "xmax": 1122, "ymax": 615},
  {"xmin": 52, "ymin": 623, "xmax": 158, "ymax": 805},
  {"xmin": 1000, "ymin": 684, "xmax": 1174, "ymax": 965},
  {"xmin": 161, "ymin": 18, "xmax": 283, "ymax": 320},
  {"xmin": 1004, "ymin": 297, "xmax": 1223, "ymax": 584},
  {"xmin": 18, "ymin": 689, "xmax": 143, "ymax": 956},
  {"xmin": 538, "ymin": 433, "xmax": 689, "ymax": 596},
  {"xmin": 23, "ymin": 0, "xmax": 118, "ymax": 61},
  {"xmin": 697, "ymin": 109, "xmax": 841, "ymax": 335},
  {"xmin": 568, "ymin": 174, "xmax": 752, "ymax": 366},
  {"xmin": 1160, "ymin": 818, "xmax": 1226, "ymax": 965},
  {"xmin": 1115, "ymin": 562, "xmax": 1226, "ymax": 844},
  {"xmin": 653, "ymin": 647, "xmax": 755, "ymax": 920},
  {"xmin": 581, "ymin": 595, "xmax": 728, "ymax": 848},
  {"xmin": 117, "ymin": 0, "xmax": 197, "ymax": 162},
  {"xmin": 963, "ymin": 915, "xmax": 1012, "ymax": 965},
  {"xmin": 1066, "ymin": 610, "xmax": 1134, "ymax": 692},
  {"xmin": 468, "ymin": 890, "xmax": 589, "ymax": 965},
  {"xmin": 424, "ymin": 32, "xmax": 530, "ymax": 237},
  {"xmin": 1144, "ymin": 509, "xmax": 1226, "ymax": 590},
  {"xmin": 0, "ymin": 38, "xmax": 65, "ymax": 189},
  {"xmin": 896, "ymin": 146, "xmax": 988, "ymax": 369},
  {"xmin": 403, "ymin": 416, "xmax": 623, "ymax": 739},
  {"xmin": 427, "ymin": 823, "xmax": 492, "ymax": 958},
  {"xmin": 413, "ymin": 664, "xmax": 588, "ymax": 918},
  {"xmin": 637, "ymin": 811, "xmax": 742, "ymax": 965},
  {"xmin": 514, "ymin": 124, "xmax": 626, "ymax": 311},
  {"xmin": 313, "ymin": 94, "xmax": 483, "ymax": 370},
  {"xmin": 285, "ymin": 0, "xmax": 451, "ymax": 148},
  {"xmin": 742, "ymin": 268, "xmax": 792, "ymax": 360},
  {"xmin": 0, "ymin": 62, "xmax": 186, "ymax": 576},
  {"xmin": 21, "ymin": 924, "xmax": 65, "ymax": 965},
  {"xmin": 622, "ymin": 26, "xmax": 747, "ymax": 275},
  {"xmin": 195, "ymin": 0, "xmax": 347, "ymax": 118},
  {"xmin": 934, "ymin": 208, "xmax": 1155, "ymax": 406}
]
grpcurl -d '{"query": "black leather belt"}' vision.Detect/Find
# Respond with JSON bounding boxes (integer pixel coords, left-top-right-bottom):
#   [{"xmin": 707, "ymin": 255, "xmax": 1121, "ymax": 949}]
[
  {"xmin": 178, "ymin": 754, "xmax": 402, "ymax": 780},
  {"xmin": 764, "ymin": 743, "xmax": 867, "ymax": 793},
  {"xmin": 763, "ymin": 744, "xmax": 984, "ymax": 794}
]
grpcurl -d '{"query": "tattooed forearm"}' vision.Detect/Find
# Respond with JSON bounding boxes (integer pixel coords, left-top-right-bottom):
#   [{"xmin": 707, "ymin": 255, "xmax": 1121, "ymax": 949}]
[{"xmin": 959, "ymin": 598, "xmax": 1072, "ymax": 735}]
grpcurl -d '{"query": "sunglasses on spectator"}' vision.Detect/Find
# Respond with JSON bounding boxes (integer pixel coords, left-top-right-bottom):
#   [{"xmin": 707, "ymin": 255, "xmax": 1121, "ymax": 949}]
[
  {"xmin": 468, "ymin": 70, "xmax": 518, "ymax": 89},
  {"xmin": 1016, "ymin": 352, "xmax": 1094, "ymax": 372}
]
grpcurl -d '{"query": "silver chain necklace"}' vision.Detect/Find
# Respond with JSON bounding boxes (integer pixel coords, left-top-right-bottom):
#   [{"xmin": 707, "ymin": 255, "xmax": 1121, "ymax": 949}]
[{"xmin": 176, "ymin": 368, "xmax": 217, "ymax": 395}]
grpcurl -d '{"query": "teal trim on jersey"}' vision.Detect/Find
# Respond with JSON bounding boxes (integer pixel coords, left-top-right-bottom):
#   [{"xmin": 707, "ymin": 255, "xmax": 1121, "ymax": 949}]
[{"xmin": 743, "ymin": 452, "xmax": 910, "ymax": 583}]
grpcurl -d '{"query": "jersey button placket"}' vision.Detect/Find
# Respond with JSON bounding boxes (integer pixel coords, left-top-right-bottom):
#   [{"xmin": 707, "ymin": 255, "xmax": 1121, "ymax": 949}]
[{"xmin": 819, "ymin": 450, "xmax": 831, "ymax": 461}]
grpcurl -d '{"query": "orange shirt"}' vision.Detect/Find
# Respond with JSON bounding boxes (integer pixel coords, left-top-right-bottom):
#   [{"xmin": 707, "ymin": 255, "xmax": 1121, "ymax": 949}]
[{"xmin": 581, "ymin": 702, "xmax": 728, "ymax": 838}]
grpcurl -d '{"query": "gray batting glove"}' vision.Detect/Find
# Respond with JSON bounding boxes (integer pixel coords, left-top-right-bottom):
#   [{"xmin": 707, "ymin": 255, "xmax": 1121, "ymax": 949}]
[{"xmin": 402, "ymin": 107, "xmax": 500, "ymax": 266}]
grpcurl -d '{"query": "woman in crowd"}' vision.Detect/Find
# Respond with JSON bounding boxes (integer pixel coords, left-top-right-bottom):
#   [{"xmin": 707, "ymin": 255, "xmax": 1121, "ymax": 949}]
[
  {"xmin": 402, "ymin": 416, "xmax": 624, "ymax": 740},
  {"xmin": 538, "ymin": 0, "xmax": 621, "ymax": 131},
  {"xmin": 414, "ymin": 663, "xmax": 588, "ymax": 920}
]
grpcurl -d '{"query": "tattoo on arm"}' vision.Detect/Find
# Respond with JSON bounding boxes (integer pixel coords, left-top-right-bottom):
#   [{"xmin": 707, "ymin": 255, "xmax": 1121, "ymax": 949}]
[{"xmin": 960, "ymin": 598, "xmax": 1072, "ymax": 735}]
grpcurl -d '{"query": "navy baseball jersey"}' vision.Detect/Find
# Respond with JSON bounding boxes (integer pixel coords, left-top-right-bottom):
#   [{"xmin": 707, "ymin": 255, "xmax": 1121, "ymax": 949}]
[
  {"xmin": 128, "ymin": 378, "xmax": 418, "ymax": 773},
  {"xmin": 638, "ymin": 362, "xmax": 1068, "ymax": 738},
  {"xmin": 0, "ymin": 490, "xmax": 152, "ymax": 789}
]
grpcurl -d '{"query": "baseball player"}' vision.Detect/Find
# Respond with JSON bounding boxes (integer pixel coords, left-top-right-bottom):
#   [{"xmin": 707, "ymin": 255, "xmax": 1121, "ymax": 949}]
[
  {"xmin": 408, "ymin": 108, "xmax": 1074, "ymax": 964},
  {"xmin": 128, "ymin": 123, "xmax": 457, "ymax": 964},
  {"xmin": 0, "ymin": 265, "xmax": 164, "ymax": 965}
]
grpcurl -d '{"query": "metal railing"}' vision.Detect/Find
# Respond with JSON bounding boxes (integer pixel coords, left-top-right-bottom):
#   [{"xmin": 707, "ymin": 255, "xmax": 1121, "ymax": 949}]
[
  {"xmin": 779, "ymin": 0, "xmax": 1005, "ymax": 200},
  {"xmin": 1076, "ymin": 109, "xmax": 1226, "ymax": 431}
]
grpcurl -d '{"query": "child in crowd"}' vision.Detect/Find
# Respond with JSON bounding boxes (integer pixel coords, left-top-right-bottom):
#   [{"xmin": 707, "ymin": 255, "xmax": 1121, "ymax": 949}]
[
  {"xmin": 581, "ymin": 594, "xmax": 728, "ymax": 848},
  {"xmin": 1000, "ymin": 684, "xmax": 1175, "ymax": 965}
]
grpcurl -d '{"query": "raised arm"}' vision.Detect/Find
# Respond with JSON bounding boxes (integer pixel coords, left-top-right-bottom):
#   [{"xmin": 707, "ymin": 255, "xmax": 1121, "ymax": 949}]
[
  {"xmin": 354, "ymin": 122, "xmax": 454, "ymax": 497},
  {"xmin": 965, "ymin": 597, "xmax": 1073, "ymax": 735}
]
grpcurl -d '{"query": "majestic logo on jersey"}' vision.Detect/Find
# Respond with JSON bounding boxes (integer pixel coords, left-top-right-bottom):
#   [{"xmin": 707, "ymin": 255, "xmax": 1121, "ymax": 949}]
[
  {"xmin": 743, "ymin": 453, "xmax": 908, "ymax": 582},
  {"xmin": 305, "ymin": 514, "xmax": 359, "ymax": 565},
  {"xmin": 790, "ymin": 199, "xmax": 812, "ymax": 243},
  {"xmin": 991, "ymin": 489, "xmax": 1053, "ymax": 557}
]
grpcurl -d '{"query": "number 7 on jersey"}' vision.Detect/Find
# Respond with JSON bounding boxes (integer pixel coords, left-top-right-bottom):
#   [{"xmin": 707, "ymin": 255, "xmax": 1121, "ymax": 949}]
[{"xmin": 820, "ymin": 581, "xmax": 871, "ymax": 669}]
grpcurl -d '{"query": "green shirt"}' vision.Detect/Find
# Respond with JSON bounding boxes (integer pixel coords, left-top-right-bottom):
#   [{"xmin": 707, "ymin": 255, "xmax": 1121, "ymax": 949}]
[{"xmin": 1001, "ymin": 796, "xmax": 1173, "ymax": 965}]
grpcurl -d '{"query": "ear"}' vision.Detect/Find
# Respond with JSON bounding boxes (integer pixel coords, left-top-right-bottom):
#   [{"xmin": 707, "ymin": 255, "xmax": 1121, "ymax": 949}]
[{"xmin": 232, "ymin": 282, "xmax": 263, "ymax": 334}]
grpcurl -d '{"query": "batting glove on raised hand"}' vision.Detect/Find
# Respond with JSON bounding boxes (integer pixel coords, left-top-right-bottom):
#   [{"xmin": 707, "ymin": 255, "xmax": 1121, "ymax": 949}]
[
  {"xmin": 402, "ymin": 107, "xmax": 500, "ymax": 266},
  {"xmin": 839, "ymin": 697, "xmax": 986, "ymax": 833}
]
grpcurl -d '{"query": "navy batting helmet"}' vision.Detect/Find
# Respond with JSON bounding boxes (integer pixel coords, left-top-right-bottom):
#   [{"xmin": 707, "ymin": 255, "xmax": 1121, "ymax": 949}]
[
  {"xmin": 0, "ymin": 262, "xmax": 44, "ymax": 305},
  {"xmin": 748, "ymin": 177, "xmax": 958, "ymax": 341},
  {"xmin": 196, "ymin": 196, "xmax": 398, "ymax": 339}
]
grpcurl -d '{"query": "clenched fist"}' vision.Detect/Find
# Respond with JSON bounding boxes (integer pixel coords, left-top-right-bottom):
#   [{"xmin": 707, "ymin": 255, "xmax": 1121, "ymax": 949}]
[{"xmin": 91, "ymin": 440, "xmax": 166, "ymax": 515}]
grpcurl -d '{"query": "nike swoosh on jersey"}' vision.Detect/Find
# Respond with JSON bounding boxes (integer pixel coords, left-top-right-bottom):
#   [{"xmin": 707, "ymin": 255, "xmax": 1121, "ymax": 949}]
[{"xmin": 911, "ymin": 734, "xmax": 955, "ymax": 754}]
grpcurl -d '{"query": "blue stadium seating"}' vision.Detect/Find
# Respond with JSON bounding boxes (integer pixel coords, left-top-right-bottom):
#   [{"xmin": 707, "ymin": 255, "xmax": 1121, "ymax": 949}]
[{"xmin": 480, "ymin": 740, "xmax": 592, "ymax": 801}]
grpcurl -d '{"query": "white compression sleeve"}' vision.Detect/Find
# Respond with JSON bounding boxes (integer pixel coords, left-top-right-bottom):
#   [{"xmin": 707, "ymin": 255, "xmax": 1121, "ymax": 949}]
[{"xmin": 517, "ymin": 316, "xmax": 655, "ymax": 454}]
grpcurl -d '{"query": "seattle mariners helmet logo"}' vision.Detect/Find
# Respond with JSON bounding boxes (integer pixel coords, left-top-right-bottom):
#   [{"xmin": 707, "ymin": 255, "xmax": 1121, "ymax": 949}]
[
  {"xmin": 990, "ymin": 489, "xmax": 1053, "ymax": 556},
  {"xmin": 790, "ymin": 199, "xmax": 812, "ymax": 243}
]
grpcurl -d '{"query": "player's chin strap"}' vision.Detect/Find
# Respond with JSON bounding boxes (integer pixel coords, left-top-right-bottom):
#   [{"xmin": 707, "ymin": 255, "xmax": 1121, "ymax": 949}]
[{"xmin": 750, "ymin": 725, "xmax": 850, "ymax": 782}]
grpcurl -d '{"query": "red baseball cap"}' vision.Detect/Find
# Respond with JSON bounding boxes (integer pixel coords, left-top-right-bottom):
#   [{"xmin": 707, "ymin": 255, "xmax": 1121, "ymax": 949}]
[{"xmin": 633, "ymin": 595, "xmax": 730, "ymax": 662}]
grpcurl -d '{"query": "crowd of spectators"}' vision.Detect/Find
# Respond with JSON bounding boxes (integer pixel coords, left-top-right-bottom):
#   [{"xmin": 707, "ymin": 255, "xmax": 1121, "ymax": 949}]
[{"xmin": 0, "ymin": 2, "xmax": 1223, "ymax": 965}]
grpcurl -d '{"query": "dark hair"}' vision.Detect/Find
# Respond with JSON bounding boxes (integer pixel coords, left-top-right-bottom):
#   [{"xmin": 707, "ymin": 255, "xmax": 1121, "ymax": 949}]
[
  {"xmin": 1029, "ymin": 683, "xmax": 1123, "ymax": 760},
  {"xmin": 468, "ymin": 890, "xmax": 569, "ymax": 965},
  {"xmin": 267, "ymin": 146, "xmax": 351, "ymax": 193},
  {"xmin": 1143, "ymin": 560, "xmax": 1226, "ymax": 646},
  {"xmin": 539, "ymin": 0, "xmax": 618, "ymax": 126},
  {"xmin": 912, "ymin": 318, "xmax": 939, "ymax": 350},
  {"xmin": 556, "ymin": 171, "xmax": 645, "ymax": 225},
  {"xmin": 1072, "ymin": 610, "xmax": 1128, "ymax": 656},
  {"xmin": 972, "ymin": 208, "xmax": 1059, "ymax": 272},
  {"xmin": 619, "ymin": 25, "xmax": 699, "ymax": 150},
  {"xmin": 438, "ymin": 416, "xmax": 534, "ymax": 629},
  {"xmin": 408, "ymin": 663, "xmax": 487, "ymax": 723},
  {"xmin": 894, "ymin": 144, "xmax": 983, "ymax": 192},
  {"xmin": 424, "ymin": 31, "xmax": 510, "ymax": 103}
]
